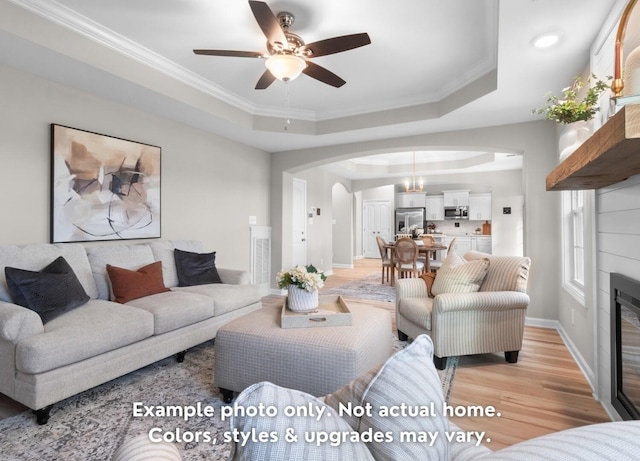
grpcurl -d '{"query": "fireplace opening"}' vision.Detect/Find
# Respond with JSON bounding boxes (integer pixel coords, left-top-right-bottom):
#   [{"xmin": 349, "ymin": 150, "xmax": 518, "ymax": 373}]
[{"xmin": 611, "ymin": 273, "xmax": 640, "ymax": 420}]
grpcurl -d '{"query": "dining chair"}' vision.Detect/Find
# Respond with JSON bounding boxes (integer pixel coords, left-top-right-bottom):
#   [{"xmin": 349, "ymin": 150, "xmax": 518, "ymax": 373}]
[
  {"xmin": 394, "ymin": 237, "xmax": 425, "ymax": 279},
  {"xmin": 429, "ymin": 237, "xmax": 457, "ymax": 272},
  {"xmin": 376, "ymin": 235, "xmax": 393, "ymax": 284},
  {"xmin": 418, "ymin": 235, "xmax": 435, "ymax": 269}
]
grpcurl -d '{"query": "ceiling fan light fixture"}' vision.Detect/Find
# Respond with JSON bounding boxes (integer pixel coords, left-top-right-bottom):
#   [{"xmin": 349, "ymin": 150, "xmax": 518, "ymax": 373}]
[{"xmin": 265, "ymin": 54, "xmax": 307, "ymax": 82}]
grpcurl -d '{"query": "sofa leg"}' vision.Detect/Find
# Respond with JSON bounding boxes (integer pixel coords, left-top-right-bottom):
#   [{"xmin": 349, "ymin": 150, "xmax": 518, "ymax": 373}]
[
  {"xmin": 505, "ymin": 350, "xmax": 519, "ymax": 363},
  {"xmin": 433, "ymin": 355, "xmax": 447, "ymax": 370},
  {"xmin": 397, "ymin": 330, "xmax": 408, "ymax": 341},
  {"xmin": 34, "ymin": 405, "xmax": 53, "ymax": 425},
  {"xmin": 220, "ymin": 388, "xmax": 234, "ymax": 404},
  {"xmin": 176, "ymin": 350, "xmax": 187, "ymax": 363}
]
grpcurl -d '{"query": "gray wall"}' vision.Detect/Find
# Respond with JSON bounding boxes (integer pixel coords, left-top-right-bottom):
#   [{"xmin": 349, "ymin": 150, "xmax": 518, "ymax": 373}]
[
  {"xmin": 331, "ymin": 183, "xmax": 354, "ymax": 267},
  {"xmin": 0, "ymin": 64, "xmax": 270, "ymax": 270},
  {"xmin": 271, "ymin": 120, "xmax": 561, "ymax": 322}
]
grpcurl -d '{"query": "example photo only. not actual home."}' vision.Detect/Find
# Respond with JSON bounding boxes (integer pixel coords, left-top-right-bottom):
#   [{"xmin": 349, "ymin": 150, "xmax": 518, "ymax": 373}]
[{"xmin": 2, "ymin": 0, "xmax": 640, "ymax": 459}]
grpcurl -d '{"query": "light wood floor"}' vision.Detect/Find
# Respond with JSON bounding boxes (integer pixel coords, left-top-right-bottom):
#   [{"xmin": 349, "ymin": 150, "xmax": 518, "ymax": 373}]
[
  {"xmin": 1, "ymin": 259, "xmax": 610, "ymax": 452},
  {"xmin": 318, "ymin": 258, "xmax": 611, "ymax": 450}
]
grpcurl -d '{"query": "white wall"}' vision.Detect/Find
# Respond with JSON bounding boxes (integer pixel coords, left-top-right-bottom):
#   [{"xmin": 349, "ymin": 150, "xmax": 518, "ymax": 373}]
[
  {"xmin": 0, "ymin": 64, "xmax": 270, "ymax": 270},
  {"xmin": 331, "ymin": 183, "xmax": 354, "ymax": 267},
  {"xmin": 594, "ymin": 175, "xmax": 640, "ymax": 418}
]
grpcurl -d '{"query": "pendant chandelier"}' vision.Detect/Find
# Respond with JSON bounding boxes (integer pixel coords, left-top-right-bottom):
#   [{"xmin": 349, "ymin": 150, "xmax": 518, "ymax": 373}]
[{"xmin": 404, "ymin": 152, "xmax": 424, "ymax": 192}]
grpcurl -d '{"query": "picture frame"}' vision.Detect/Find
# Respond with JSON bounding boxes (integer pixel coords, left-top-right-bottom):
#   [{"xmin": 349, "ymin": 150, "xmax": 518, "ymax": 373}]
[{"xmin": 51, "ymin": 124, "xmax": 161, "ymax": 243}]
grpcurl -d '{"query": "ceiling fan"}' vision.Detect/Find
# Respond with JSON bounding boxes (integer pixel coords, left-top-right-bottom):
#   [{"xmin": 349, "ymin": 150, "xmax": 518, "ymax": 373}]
[{"xmin": 193, "ymin": 0, "xmax": 371, "ymax": 89}]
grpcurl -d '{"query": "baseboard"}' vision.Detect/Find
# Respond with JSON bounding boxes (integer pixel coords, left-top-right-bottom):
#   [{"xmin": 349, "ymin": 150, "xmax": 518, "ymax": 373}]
[
  {"xmin": 556, "ymin": 322, "xmax": 597, "ymax": 396},
  {"xmin": 526, "ymin": 317, "xmax": 601, "ymax": 408},
  {"xmin": 332, "ymin": 264, "xmax": 354, "ymax": 269},
  {"xmin": 524, "ymin": 317, "xmax": 558, "ymax": 329}
]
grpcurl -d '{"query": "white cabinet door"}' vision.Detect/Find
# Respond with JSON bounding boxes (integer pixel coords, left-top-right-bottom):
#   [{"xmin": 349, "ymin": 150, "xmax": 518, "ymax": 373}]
[
  {"xmin": 471, "ymin": 236, "xmax": 492, "ymax": 254},
  {"xmin": 449, "ymin": 236, "xmax": 471, "ymax": 255},
  {"xmin": 469, "ymin": 194, "xmax": 492, "ymax": 220},
  {"xmin": 443, "ymin": 190, "xmax": 470, "ymax": 207},
  {"xmin": 396, "ymin": 193, "xmax": 426, "ymax": 208},
  {"xmin": 425, "ymin": 195, "xmax": 444, "ymax": 221}
]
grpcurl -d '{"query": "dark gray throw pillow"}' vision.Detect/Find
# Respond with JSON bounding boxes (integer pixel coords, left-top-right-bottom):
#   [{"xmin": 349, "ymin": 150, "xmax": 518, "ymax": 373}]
[
  {"xmin": 174, "ymin": 249, "xmax": 222, "ymax": 286},
  {"xmin": 5, "ymin": 256, "xmax": 90, "ymax": 324}
]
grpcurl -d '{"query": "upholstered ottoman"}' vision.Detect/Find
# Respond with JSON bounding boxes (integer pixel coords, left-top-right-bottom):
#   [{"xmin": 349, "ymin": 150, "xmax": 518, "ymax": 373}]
[{"xmin": 214, "ymin": 303, "xmax": 392, "ymax": 402}]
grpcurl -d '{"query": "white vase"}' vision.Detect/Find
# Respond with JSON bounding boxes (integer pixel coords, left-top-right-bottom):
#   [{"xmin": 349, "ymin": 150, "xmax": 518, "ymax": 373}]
[
  {"xmin": 624, "ymin": 45, "xmax": 640, "ymax": 97},
  {"xmin": 287, "ymin": 285, "xmax": 319, "ymax": 312},
  {"xmin": 558, "ymin": 121, "xmax": 591, "ymax": 162}
]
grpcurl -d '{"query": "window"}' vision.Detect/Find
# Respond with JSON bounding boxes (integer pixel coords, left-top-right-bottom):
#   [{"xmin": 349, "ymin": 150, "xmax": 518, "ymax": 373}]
[{"xmin": 562, "ymin": 190, "xmax": 585, "ymax": 304}]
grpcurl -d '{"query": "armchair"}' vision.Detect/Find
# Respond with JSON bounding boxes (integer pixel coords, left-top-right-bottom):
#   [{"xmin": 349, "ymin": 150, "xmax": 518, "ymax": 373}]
[{"xmin": 396, "ymin": 250, "xmax": 531, "ymax": 369}]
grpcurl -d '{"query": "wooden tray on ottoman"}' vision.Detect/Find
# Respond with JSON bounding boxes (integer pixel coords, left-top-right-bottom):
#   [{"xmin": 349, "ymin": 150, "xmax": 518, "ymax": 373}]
[{"xmin": 281, "ymin": 295, "xmax": 352, "ymax": 329}]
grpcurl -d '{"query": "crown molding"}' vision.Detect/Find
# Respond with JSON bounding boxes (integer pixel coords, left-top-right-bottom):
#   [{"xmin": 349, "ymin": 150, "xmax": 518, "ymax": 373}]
[{"xmin": 8, "ymin": 0, "xmax": 266, "ymax": 116}]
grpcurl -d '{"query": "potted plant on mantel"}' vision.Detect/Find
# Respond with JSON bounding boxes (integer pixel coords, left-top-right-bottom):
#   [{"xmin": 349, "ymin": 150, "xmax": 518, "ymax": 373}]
[{"xmin": 533, "ymin": 74, "xmax": 611, "ymax": 161}]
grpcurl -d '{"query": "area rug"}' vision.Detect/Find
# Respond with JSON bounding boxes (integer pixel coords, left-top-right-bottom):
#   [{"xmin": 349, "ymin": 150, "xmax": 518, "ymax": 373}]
[
  {"xmin": 0, "ymin": 338, "xmax": 456, "ymax": 461},
  {"xmin": 322, "ymin": 273, "xmax": 396, "ymax": 302}
]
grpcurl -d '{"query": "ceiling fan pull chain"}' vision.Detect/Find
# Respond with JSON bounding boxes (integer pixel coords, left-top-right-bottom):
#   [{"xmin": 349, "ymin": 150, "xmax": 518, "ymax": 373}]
[{"xmin": 284, "ymin": 82, "xmax": 291, "ymax": 131}]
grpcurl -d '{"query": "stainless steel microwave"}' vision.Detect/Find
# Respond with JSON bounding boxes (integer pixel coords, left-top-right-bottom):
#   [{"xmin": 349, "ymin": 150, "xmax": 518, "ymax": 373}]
[{"xmin": 444, "ymin": 206, "xmax": 468, "ymax": 220}]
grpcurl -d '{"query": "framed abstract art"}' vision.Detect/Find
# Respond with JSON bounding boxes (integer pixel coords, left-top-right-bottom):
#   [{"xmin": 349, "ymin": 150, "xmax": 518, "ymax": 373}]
[{"xmin": 51, "ymin": 124, "xmax": 161, "ymax": 243}]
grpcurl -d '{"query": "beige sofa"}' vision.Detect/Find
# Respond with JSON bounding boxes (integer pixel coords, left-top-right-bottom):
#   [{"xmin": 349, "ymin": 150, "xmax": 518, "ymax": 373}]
[
  {"xmin": 396, "ymin": 250, "xmax": 531, "ymax": 369},
  {"xmin": 0, "ymin": 240, "xmax": 261, "ymax": 424}
]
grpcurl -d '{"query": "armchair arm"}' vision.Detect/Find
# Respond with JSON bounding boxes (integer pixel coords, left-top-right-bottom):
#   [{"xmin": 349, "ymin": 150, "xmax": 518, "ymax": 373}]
[
  {"xmin": 395, "ymin": 278, "xmax": 429, "ymax": 302},
  {"xmin": 482, "ymin": 420, "xmax": 640, "ymax": 460},
  {"xmin": 0, "ymin": 301, "xmax": 44, "ymax": 342},
  {"xmin": 217, "ymin": 268, "xmax": 251, "ymax": 285},
  {"xmin": 433, "ymin": 291, "xmax": 530, "ymax": 315}
]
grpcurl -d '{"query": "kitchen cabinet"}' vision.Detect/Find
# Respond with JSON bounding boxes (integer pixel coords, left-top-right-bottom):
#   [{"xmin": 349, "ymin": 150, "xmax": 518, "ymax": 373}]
[
  {"xmin": 396, "ymin": 192, "xmax": 426, "ymax": 208},
  {"xmin": 446, "ymin": 235, "xmax": 492, "ymax": 255},
  {"xmin": 446, "ymin": 236, "xmax": 471, "ymax": 255},
  {"xmin": 472, "ymin": 236, "xmax": 492, "ymax": 254},
  {"xmin": 443, "ymin": 190, "xmax": 470, "ymax": 207},
  {"xmin": 425, "ymin": 195, "xmax": 444, "ymax": 221},
  {"xmin": 469, "ymin": 194, "xmax": 492, "ymax": 220}
]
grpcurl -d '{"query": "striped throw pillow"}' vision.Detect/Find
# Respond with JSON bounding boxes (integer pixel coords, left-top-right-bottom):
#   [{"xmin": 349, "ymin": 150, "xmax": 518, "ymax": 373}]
[{"xmin": 431, "ymin": 250, "xmax": 490, "ymax": 296}]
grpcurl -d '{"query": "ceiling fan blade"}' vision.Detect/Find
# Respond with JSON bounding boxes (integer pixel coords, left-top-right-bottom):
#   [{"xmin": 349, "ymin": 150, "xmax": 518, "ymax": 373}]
[
  {"xmin": 255, "ymin": 69, "xmax": 276, "ymax": 89},
  {"xmin": 194, "ymin": 49, "xmax": 264, "ymax": 58},
  {"xmin": 303, "ymin": 61, "xmax": 346, "ymax": 88},
  {"xmin": 249, "ymin": 0, "xmax": 288, "ymax": 48},
  {"xmin": 300, "ymin": 33, "xmax": 371, "ymax": 57}
]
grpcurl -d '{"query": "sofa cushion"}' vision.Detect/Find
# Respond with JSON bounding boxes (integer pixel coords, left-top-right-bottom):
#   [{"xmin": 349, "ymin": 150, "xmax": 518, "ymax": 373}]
[
  {"xmin": 5, "ymin": 256, "xmax": 90, "ymax": 324},
  {"xmin": 174, "ymin": 249, "xmax": 222, "ymax": 286},
  {"xmin": 86, "ymin": 243, "xmax": 156, "ymax": 300},
  {"xmin": 420, "ymin": 272, "xmax": 437, "ymax": 297},
  {"xmin": 173, "ymin": 283, "xmax": 260, "ymax": 316},
  {"xmin": 0, "ymin": 243, "xmax": 98, "ymax": 302},
  {"xmin": 324, "ymin": 334, "xmax": 450, "ymax": 461},
  {"xmin": 148, "ymin": 240, "xmax": 205, "ymax": 288},
  {"xmin": 125, "ymin": 290, "xmax": 214, "ymax": 335},
  {"xmin": 397, "ymin": 297, "xmax": 433, "ymax": 331},
  {"xmin": 230, "ymin": 381, "xmax": 375, "ymax": 461},
  {"xmin": 107, "ymin": 261, "xmax": 170, "ymax": 304},
  {"xmin": 431, "ymin": 250, "xmax": 490, "ymax": 296},
  {"xmin": 464, "ymin": 251, "xmax": 531, "ymax": 293},
  {"xmin": 15, "ymin": 299, "xmax": 154, "ymax": 374}
]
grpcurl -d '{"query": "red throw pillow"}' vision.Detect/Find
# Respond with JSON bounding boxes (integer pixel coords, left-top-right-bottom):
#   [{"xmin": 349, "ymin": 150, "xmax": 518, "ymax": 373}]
[{"xmin": 106, "ymin": 261, "xmax": 169, "ymax": 304}]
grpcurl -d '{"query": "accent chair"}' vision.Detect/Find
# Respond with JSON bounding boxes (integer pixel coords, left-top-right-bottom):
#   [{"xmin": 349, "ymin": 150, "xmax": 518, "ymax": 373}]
[{"xmin": 395, "ymin": 250, "xmax": 531, "ymax": 369}]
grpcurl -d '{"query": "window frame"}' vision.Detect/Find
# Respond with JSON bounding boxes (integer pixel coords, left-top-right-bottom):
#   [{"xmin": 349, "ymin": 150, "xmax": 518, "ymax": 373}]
[{"xmin": 562, "ymin": 190, "xmax": 585, "ymax": 306}]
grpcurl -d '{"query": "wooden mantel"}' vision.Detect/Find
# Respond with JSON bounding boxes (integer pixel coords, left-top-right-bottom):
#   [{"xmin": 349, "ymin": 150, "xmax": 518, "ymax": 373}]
[{"xmin": 546, "ymin": 103, "xmax": 640, "ymax": 191}]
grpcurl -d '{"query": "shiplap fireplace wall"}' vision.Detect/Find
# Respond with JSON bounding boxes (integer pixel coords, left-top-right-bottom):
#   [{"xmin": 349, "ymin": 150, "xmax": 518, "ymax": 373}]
[{"xmin": 596, "ymin": 175, "xmax": 640, "ymax": 417}]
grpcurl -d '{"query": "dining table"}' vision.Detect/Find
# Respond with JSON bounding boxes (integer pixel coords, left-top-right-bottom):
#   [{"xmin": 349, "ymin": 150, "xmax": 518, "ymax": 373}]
[{"xmin": 384, "ymin": 239, "xmax": 447, "ymax": 286}]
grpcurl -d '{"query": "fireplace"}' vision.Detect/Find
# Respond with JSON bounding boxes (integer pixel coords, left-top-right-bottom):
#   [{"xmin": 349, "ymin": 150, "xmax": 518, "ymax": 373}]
[{"xmin": 611, "ymin": 273, "xmax": 640, "ymax": 420}]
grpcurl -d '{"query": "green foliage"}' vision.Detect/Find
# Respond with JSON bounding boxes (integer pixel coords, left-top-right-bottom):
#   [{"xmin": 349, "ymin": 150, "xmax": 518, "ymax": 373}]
[{"xmin": 532, "ymin": 74, "xmax": 612, "ymax": 124}]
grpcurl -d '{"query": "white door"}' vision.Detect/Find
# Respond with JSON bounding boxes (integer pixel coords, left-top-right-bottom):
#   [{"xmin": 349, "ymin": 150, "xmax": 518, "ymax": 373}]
[
  {"xmin": 292, "ymin": 178, "xmax": 307, "ymax": 267},
  {"xmin": 362, "ymin": 200, "xmax": 391, "ymax": 258}
]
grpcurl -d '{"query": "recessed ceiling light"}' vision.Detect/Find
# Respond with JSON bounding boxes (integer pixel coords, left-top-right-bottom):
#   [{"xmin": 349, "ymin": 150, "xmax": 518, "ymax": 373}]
[{"xmin": 532, "ymin": 33, "xmax": 560, "ymax": 49}]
